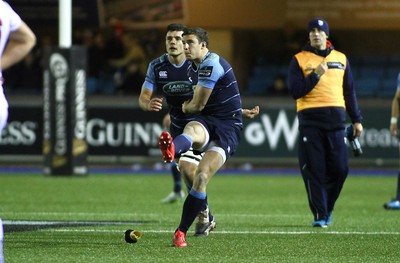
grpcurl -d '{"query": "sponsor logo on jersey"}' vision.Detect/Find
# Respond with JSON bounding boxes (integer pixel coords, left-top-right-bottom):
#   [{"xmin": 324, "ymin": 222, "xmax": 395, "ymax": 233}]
[
  {"xmin": 327, "ymin": 62, "xmax": 345, "ymax": 69},
  {"xmin": 162, "ymin": 81, "xmax": 194, "ymax": 95},
  {"xmin": 199, "ymin": 66, "xmax": 213, "ymax": 77},
  {"xmin": 159, "ymin": 71, "xmax": 168, "ymax": 78}
]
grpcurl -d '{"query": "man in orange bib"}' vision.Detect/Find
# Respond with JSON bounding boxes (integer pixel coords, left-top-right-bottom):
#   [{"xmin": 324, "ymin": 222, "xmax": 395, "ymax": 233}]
[{"xmin": 288, "ymin": 18, "xmax": 363, "ymax": 227}]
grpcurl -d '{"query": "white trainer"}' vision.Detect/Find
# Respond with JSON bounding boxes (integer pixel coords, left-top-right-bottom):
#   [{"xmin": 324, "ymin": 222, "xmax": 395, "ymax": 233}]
[
  {"xmin": 161, "ymin": 190, "xmax": 185, "ymax": 203},
  {"xmin": 194, "ymin": 207, "xmax": 216, "ymax": 236}
]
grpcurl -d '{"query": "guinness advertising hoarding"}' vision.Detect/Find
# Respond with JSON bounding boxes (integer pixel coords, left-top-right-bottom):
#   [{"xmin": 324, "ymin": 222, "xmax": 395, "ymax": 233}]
[
  {"xmin": 43, "ymin": 47, "xmax": 88, "ymax": 176},
  {"xmin": 0, "ymin": 103, "xmax": 398, "ymax": 167}
]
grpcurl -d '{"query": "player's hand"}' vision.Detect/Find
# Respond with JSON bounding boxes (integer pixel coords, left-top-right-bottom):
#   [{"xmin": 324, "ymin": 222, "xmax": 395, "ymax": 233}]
[
  {"xmin": 148, "ymin": 97, "xmax": 163, "ymax": 111},
  {"xmin": 353, "ymin": 122, "xmax": 363, "ymax": 137},
  {"xmin": 182, "ymin": 100, "xmax": 190, "ymax": 114},
  {"xmin": 242, "ymin": 106, "xmax": 260, "ymax": 119},
  {"xmin": 315, "ymin": 61, "xmax": 328, "ymax": 77},
  {"xmin": 390, "ymin": 123, "xmax": 398, "ymax": 137}
]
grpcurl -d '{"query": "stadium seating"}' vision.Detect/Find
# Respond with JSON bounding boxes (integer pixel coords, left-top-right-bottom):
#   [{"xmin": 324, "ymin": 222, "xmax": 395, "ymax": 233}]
[
  {"xmin": 246, "ymin": 76, "xmax": 273, "ymax": 95},
  {"xmin": 247, "ymin": 55, "xmax": 399, "ymax": 98},
  {"xmin": 358, "ymin": 66, "xmax": 385, "ymax": 79},
  {"xmin": 246, "ymin": 64, "xmax": 278, "ymax": 95},
  {"xmin": 355, "ymin": 78, "xmax": 380, "ymax": 97},
  {"xmin": 380, "ymin": 78, "xmax": 397, "ymax": 97},
  {"xmin": 385, "ymin": 67, "xmax": 399, "ymax": 79}
]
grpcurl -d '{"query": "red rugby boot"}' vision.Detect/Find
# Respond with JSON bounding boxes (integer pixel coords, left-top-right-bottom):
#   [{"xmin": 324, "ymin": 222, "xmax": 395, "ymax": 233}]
[
  {"xmin": 158, "ymin": 131, "xmax": 175, "ymax": 163},
  {"xmin": 172, "ymin": 229, "xmax": 188, "ymax": 247}
]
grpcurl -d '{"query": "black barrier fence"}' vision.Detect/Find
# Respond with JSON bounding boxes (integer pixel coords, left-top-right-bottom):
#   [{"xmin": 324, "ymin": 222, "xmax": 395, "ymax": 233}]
[{"xmin": 0, "ymin": 101, "xmax": 398, "ymax": 167}]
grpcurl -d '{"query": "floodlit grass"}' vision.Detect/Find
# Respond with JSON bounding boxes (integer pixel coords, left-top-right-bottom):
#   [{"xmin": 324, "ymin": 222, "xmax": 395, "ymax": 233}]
[{"xmin": 1, "ymin": 172, "xmax": 399, "ymax": 262}]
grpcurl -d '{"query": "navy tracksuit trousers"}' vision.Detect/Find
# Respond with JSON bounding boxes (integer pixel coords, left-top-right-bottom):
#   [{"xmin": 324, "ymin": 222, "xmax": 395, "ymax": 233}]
[{"xmin": 298, "ymin": 126, "xmax": 349, "ymax": 221}]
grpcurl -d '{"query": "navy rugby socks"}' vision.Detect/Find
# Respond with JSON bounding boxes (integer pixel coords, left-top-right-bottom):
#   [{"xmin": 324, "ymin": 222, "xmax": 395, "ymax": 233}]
[
  {"xmin": 171, "ymin": 162, "xmax": 182, "ymax": 193},
  {"xmin": 178, "ymin": 189, "xmax": 206, "ymax": 233}
]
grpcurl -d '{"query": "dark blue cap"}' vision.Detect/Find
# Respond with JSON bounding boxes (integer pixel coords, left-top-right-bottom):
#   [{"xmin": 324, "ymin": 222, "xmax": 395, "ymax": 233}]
[{"xmin": 308, "ymin": 18, "xmax": 329, "ymax": 36}]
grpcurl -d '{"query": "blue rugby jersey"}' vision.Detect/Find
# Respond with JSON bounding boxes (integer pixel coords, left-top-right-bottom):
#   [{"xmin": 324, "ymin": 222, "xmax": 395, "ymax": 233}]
[
  {"xmin": 143, "ymin": 53, "xmax": 198, "ymax": 128},
  {"xmin": 188, "ymin": 52, "xmax": 243, "ymax": 124}
]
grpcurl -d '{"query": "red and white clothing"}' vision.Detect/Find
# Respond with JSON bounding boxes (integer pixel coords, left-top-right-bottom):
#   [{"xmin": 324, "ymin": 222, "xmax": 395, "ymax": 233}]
[{"xmin": 0, "ymin": 1, "xmax": 22, "ymax": 130}]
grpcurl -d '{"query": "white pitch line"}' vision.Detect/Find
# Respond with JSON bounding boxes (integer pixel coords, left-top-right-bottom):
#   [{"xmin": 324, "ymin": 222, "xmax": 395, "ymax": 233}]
[
  {"xmin": 1, "ymin": 212, "xmax": 307, "ymax": 219},
  {"xmin": 41, "ymin": 229, "xmax": 400, "ymax": 235},
  {"xmin": 5, "ymin": 220, "xmax": 400, "ymax": 236},
  {"xmin": 1, "ymin": 212, "xmax": 161, "ymax": 217}
]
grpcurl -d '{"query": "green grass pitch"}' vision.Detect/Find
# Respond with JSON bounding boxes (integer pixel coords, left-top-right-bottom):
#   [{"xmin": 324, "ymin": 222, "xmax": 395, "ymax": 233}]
[{"xmin": 1, "ymin": 171, "xmax": 399, "ymax": 262}]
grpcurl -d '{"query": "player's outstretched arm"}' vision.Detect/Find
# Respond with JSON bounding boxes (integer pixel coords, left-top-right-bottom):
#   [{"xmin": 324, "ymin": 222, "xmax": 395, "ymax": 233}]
[{"xmin": 242, "ymin": 106, "xmax": 260, "ymax": 119}]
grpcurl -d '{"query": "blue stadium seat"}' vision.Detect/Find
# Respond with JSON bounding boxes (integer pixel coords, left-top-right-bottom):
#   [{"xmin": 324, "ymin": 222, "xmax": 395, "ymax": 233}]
[
  {"xmin": 252, "ymin": 65, "xmax": 277, "ymax": 78},
  {"xmin": 246, "ymin": 77, "xmax": 273, "ymax": 95},
  {"xmin": 358, "ymin": 66, "xmax": 385, "ymax": 78},
  {"xmin": 384, "ymin": 67, "xmax": 400, "ymax": 79},
  {"xmin": 355, "ymin": 78, "xmax": 380, "ymax": 97},
  {"xmin": 379, "ymin": 79, "xmax": 397, "ymax": 98}
]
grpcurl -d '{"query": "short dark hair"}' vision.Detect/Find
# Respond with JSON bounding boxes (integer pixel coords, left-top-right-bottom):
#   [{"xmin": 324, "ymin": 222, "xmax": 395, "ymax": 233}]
[
  {"xmin": 167, "ymin": 23, "xmax": 186, "ymax": 32},
  {"xmin": 183, "ymin": 27, "xmax": 209, "ymax": 47}
]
